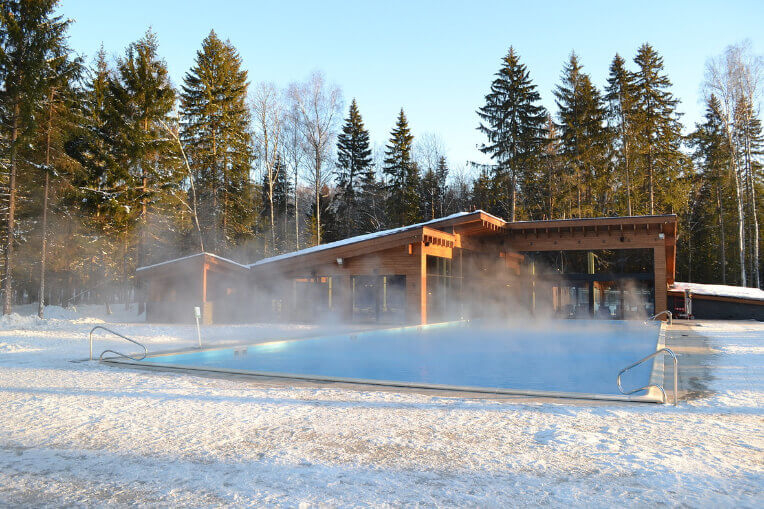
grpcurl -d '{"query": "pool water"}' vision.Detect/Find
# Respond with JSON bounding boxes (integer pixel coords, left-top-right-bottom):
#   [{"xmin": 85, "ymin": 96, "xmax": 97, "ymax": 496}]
[{"xmin": 139, "ymin": 320, "xmax": 663, "ymax": 398}]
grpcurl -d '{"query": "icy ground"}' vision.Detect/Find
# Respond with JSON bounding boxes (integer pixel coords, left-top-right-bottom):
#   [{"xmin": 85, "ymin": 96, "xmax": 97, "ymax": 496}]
[{"xmin": 0, "ymin": 306, "xmax": 762, "ymax": 507}]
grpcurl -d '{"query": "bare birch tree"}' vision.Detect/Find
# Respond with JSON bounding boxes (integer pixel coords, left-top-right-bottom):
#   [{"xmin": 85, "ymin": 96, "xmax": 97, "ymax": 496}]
[
  {"xmin": 283, "ymin": 103, "xmax": 305, "ymax": 250},
  {"xmin": 252, "ymin": 82, "xmax": 284, "ymax": 254},
  {"xmin": 705, "ymin": 41, "xmax": 763, "ymax": 287},
  {"xmin": 731, "ymin": 41, "xmax": 762, "ymax": 288},
  {"xmin": 705, "ymin": 48, "xmax": 748, "ymax": 286},
  {"xmin": 287, "ymin": 72, "xmax": 342, "ymax": 245}
]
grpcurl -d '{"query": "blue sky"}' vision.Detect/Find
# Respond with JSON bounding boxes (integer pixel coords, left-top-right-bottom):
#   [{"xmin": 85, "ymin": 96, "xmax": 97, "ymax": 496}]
[{"xmin": 60, "ymin": 0, "xmax": 763, "ymax": 170}]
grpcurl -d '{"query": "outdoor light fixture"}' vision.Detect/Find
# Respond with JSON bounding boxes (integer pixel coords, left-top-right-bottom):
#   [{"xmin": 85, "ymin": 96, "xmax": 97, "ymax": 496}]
[
  {"xmin": 658, "ymin": 233, "xmax": 665, "ymax": 239},
  {"xmin": 336, "ymin": 258, "xmax": 343, "ymax": 266}
]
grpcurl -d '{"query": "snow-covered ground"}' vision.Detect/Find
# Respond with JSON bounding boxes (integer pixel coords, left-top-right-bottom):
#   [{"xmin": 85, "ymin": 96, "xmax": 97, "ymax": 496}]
[{"xmin": 0, "ymin": 306, "xmax": 761, "ymax": 507}]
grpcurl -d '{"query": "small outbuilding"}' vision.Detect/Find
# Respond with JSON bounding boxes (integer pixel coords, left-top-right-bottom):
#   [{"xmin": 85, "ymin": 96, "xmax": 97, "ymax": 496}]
[
  {"xmin": 668, "ymin": 282, "xmax": 764, "ymax": 321},
  {"xmin": 135, "ymin": 252, "xmax": 249, "ymax": 324}
]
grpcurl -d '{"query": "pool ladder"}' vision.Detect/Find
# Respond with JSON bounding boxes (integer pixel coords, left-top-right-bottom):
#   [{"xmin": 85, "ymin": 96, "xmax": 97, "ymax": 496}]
[
  {"xmin": 89, "ymin": 325, "xmax": 147, "ymax": 361},
  {"xmin": 645, "ymin": 310, "xmax": 672, "ymax": 325},
  {"xmin": 617, "ymin": 348, "xmax": 678, "ymax": 405}
]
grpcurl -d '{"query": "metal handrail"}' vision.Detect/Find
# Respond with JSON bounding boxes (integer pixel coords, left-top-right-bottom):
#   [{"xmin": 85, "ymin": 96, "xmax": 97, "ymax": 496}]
[
  {"xmin": 617, "ymin": 347, "xmax": 678, "ymax": 405},
  {"xmin": 645, "ymin": 310, "xmax": 672, "ymax": 325},
  {"xmin": 89, "ymin": 325, "xmax": 147, "ymax": 361}
]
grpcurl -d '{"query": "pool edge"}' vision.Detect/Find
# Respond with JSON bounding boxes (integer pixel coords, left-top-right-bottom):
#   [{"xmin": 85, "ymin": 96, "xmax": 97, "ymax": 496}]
[{"xmin": 99, "ymin": 319, "xmax": 667, "ymax": 404}]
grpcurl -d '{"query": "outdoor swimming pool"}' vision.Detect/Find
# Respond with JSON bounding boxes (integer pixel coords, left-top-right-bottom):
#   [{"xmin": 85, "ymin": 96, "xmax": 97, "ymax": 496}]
[{"xmin": 120, "ymin": 320, "xmax": 666, "ymax": 402}]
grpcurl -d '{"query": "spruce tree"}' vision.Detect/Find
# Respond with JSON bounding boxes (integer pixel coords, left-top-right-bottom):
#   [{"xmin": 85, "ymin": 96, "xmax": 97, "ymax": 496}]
[
  {"xmin": 357, "ymin": 154, "xmax": 382, "ymax": 234},
  {"xmin": 420, "ymin": 156, "xmax": 449, "ymax": 220},
  {"xmin": 35, "ymin": 30, "xmax": 82, "ymax": 318},
  {"xmin": 335, "ymin": 98, "xmax": 372, "ymax": 237},
  {"xmin": 260, "ymin": 154, "xmax": 292, "ymax": 253},
  {"xmin": 181, "ymin": 30, "xmax": 253, "ymax": 253},
  {"xmin": 67, "ymin": 48, "xmax": 138, "ymax": 306},
  {"xmin": 383, "ymin": 109, "xmax": 420, "ymax": 226},
  {"xmin": 434, "ymin": 156, "xmax": 449, "ymax": 218},
  {"xmin": 554, "ymin": 52, "xmax": 611, "ymax": 217},
  {"xmin": 477, "ymin": 47, "xmax": 547, "ymax": 221},
  {"xmin": 109, "ymin": 30, "xmax": 177, "ymax": 266},
  {"xmin": 471, "ymin": 168, "xmax": 494, "ymax": 213},
  {"xmin": 540, "ymin": 115, "xmax": 563, "ymax": 219},
  {"xmin": 687, "ymin": 95, "xmax": 734, "ymax": 284},
  {"xmin": 0, "ymin": 0, "xmax": 73, "ymax": 314},
  {"xmin": 420, "ymin": 167, "xmax": 439, "ymax": 221},
  {"xmin": 605, "ymin": 54, "xmax": 637, "ymax": 215},
  {"xmin": 631, "ymin": 43, "xmax": 686, "ymax": 215}
]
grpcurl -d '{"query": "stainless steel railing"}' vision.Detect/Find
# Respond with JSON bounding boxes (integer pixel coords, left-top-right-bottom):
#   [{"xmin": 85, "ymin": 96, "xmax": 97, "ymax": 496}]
[
  {"xmin": 645, "ymin": 310, "xmax": 672, "ymax": 325},
  {"xmin": 89, "ymin": 325, "xmax": 147, "ymax": 361},
  {"xmin": 617, "ymin": 347, "xmax": 678, "ymax": 405}
]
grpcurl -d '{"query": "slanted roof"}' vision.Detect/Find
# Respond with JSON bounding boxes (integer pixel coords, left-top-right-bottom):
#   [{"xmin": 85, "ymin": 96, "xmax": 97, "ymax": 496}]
[
  {"xmin": 248, "ymin": 210, "xmax": 505, "ymax": 269},
  {"xmin": 136, "ymin": 252, "xmax": 249, "ymax": 276}
]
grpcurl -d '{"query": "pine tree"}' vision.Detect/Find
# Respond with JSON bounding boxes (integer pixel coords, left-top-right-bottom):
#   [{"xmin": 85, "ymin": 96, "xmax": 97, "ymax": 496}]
[
  {"xmin": 383, "ymin": 109, "xmax": 420, "ymax": 226},
  {"xmin": 554, "ymin": 52, "xmax": 611, "ymax": 217},
  {"xmin": 477, "ymin": 47, "xmax": 547, "ymax": 221},
  {"xmin": 631, "ymin": 43, "xmax": 687, "ymax": 215},
  {"xmin": 0, "ymin": 0, "xmax": 73, "ymax": 314},
  {"xmin": 335, "ymin": 99, "xmax": 372, "ymax": 237},
  {"xmin": 181, "ymin": 30, "xmax": 253, "ymax": 253},
  {"xmin": 605, "ymin": 53, "xmax": 637, "ymax": 215}
]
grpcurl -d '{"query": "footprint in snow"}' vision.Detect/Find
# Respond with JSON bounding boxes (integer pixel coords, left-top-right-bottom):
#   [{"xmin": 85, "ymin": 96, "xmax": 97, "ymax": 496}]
[{"xmin": 533, "ymin": 428, "xmax": 558, "ymax": 445}]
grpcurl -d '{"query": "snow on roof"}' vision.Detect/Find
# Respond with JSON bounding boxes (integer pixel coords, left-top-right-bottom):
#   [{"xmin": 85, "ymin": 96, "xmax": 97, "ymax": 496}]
[
  {"xmin": 249, "ymin": 211, "xmax": 493, "ymax": 268},
  {"xmin": 136, "ymin": 252, "xmax": 248, "ymax": 272},
  {"xmin": 670, "ymin": 282, "xmax": 764, "ymax": 302},
  {"xmin": 510, "ymin": 214, "xmax": 677, "ymax": 225}
]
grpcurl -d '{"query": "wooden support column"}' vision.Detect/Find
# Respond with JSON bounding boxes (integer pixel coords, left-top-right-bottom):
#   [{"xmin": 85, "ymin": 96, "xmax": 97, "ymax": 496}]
[
  {"xmin": 653, "ymin": 246, "xmax": 667, "ymax": 317},
  {"xmin": 201, "ymin": 262, "xmax": 213, "ymax": 325},
  {"xmin": 420, "ymin": 248, "xmax": 427, "ymax": 325},
  {"xmin": 405, "ymin": 244, "xmax": 427, "ymax": 325}
]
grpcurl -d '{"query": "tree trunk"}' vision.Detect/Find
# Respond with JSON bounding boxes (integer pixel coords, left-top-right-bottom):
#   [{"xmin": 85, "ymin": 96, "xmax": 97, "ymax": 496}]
[
  {"xmin": 137, "ymin": 118, "xmax": 149, "ymax": 315},
  {"xmin": 743, "ymin": 125, "xmax": 760, "ymax": 288},
  {"xmin": 38, "ymin": 90, "xmax": 55, "ymax": 318},
  {"xmin": 294, "ymin": 167, "xmax": 299, "ymax": 250},
  {"xmin": 724, "ymin": 126, "xmax": 747, "ymax": 286},
  {"xmin": 38, "ymin": 163, "xmax": 51, "ymax": 317},
  {"xmin": 269, "ymin": 175, "xmax": 276, "ymax": 254},
  {"xmin": 717, "ymin": 183, "xmax": 727, "ymax": 285},
  {"xmin": 3, "ymin": 102, "xmax": 20, "ymax": 315},
  {"xmin": 315, "ymin": 151, "xmax": 321, "ymax": 244},
  {"xmin": 510, "ymin": 170, "xmax": 516, "ymax": 222},
  {"xmin": 624, "ymin": 138, "xmax": 632, "ymax": 216},
  {"xmin": 647, "ymin": 149, "xmax": 654, "ymax": 215}
]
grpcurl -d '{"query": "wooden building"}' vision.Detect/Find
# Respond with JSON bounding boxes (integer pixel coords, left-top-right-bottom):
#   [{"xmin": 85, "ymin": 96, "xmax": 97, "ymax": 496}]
[
  {"xmin": 136, "ymin": 253, "xmax": 249, "ymax": 324},
  {"xmin": 248, "ymin": 211, "xmax": 678, "ymax": 325}
]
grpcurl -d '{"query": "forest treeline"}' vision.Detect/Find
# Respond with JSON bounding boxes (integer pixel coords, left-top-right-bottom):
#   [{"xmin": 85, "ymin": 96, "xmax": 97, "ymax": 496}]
[{"xmin": 0, "ymin": 0, "xmax": 761, "ymax": 316}]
